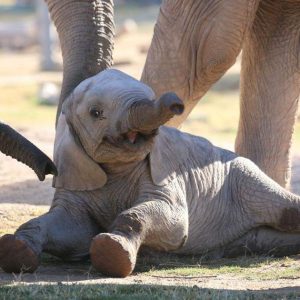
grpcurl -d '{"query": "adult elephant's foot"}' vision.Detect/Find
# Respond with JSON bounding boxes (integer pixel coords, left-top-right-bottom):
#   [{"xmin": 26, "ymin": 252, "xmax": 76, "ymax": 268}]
[
  {"xmin": 90, "ymin": 233, "xmax": 137, "ymax": 277},
  {"xmin": 0, "ymin": 234, "xmax": 39, "ymax": 273}
]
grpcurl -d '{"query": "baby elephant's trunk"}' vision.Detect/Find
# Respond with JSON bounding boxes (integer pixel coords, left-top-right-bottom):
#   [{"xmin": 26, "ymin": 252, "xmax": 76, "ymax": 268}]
[{"xmin": 127, "ymin": 92, "xmax": 184, "ymax": 132}]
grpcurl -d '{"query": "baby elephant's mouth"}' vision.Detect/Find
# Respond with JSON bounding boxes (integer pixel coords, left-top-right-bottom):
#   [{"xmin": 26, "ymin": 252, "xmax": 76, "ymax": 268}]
[
  {"xmin": 104, "ymin": 129, "xmax": 158, "ymax": 151},
  {"xmin": 122, "ymin": 129, "xmax": 157, "ymax": 148},
  {"xmin": 125, "ymin": 131, "xmax": 139, "ymax": 144}
]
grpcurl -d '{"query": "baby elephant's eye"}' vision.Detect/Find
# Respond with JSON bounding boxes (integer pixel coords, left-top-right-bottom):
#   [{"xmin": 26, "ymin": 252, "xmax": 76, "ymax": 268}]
[{"xmin": 89, "ymin": 107, "xmax": 105, "ymax": 120}]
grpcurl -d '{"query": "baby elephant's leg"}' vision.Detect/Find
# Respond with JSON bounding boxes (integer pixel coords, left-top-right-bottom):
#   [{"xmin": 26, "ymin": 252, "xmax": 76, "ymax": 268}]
[
  {"xmin": 220, "ymin": 226, "xmax": 300, "ymax": 258},
  {"xmin": 0, "ymin": 201, "xmax": 100, "ymax": 273},
  {"xmin": 90, "ymin": 200, "xmax": 188, "ymax": 277},
  {"xmin": 231, "ymin": 157, "xmax": 300, "ymax": 232}
]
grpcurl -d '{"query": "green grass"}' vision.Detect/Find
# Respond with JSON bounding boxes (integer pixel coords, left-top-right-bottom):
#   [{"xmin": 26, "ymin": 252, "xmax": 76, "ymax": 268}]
[
  {"xmin": 146, "ymin": 257, "xmax": 300, "ymax": 281},
  {"xmin": 135, "ymin": 253, "xmax": 300, "ymax": 281},
  {"xmin": 1, "ymin": 283, "xmax": 300, "ymax": 300}
]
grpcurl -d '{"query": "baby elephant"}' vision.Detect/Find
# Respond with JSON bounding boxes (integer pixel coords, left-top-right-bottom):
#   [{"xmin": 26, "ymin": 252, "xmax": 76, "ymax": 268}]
[{"xmin": 1, "ymin": 69, "xmax": 300, "ymax": 277}]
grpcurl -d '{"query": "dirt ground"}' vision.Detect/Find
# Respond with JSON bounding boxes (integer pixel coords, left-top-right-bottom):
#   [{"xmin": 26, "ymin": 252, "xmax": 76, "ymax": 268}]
[
  {"xmin": 1, "ymin": 263, "xmax": 300, "ymax": 292},
  {"xmin": 1, "ymin": 9, "xmax": 300, "ymax": 295}
]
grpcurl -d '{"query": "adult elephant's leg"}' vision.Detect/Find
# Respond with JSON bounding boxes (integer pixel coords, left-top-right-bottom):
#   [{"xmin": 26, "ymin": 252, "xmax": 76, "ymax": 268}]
[
  {"xmin": 90, "ymin": 201, "xmax": 188, "ymax": 277},
  {"xmin": 235, "ymin": 1, "xmax": 300, "ymax": 187},
  {"xmin": 0, "ymin": 194, "xmax": 100, "ymax": 273},
  {"xmin": 221, "ymin": 227, "xmax": 300, "ymax": 258},
  {"xmin": 142, "ymin": 0, "xmax": 261, "ymax": 127}
]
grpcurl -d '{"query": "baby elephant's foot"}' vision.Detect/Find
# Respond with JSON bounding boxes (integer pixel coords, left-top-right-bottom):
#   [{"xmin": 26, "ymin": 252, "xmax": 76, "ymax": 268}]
[
  {"xmin": 90, "ymin": 233, "xmax": 137, "ymax": 277},
  {"xmin": 0, "ymin": 234, "xmax": 39, "ymax": 273}
]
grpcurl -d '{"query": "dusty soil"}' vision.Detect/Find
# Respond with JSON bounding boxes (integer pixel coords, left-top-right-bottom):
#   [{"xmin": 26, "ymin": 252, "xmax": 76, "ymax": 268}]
[
  {"xmin": 1, "ymin": 125, "xmax": 300, "ymax": 292},
  {"xmin": 1, "ymin": 263, "xmax": 300, "ymax": 292}
]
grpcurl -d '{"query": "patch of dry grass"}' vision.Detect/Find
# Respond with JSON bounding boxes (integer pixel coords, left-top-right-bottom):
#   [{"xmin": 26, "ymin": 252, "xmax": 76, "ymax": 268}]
[{"xmin": 0, "ymin": 204, "xmax": 49, "ymax": 235}]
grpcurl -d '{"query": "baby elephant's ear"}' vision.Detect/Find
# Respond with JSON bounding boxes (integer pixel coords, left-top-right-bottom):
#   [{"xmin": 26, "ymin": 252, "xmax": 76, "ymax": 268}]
[{"xmin": 53, "ymin": 114, "xmax": 107, "ymax": 191}]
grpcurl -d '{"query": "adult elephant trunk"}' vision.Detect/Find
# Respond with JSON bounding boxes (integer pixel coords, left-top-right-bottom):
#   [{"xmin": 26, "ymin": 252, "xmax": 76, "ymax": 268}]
[
  {"xmin": 0, "ymin": 123, "xmax": 57, "ymax": 181},
  {"xmin": 126, "ymin": 93, "xmax": 184, "ymax": 132},
  {"xmin": 45, "ymin": 0, "xmax": 115, "ymax": 124}
]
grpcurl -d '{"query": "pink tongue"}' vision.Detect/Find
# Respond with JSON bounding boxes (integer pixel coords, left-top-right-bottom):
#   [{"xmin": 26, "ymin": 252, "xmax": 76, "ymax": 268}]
[{"xmin": 127, "ymin": 131, "xmax": 138, "ymax": 144}]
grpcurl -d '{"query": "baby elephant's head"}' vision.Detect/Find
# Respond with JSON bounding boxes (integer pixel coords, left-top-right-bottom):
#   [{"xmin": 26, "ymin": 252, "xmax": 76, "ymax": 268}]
[{"xmin": 54, "ymin": 69, "xmax": 184, "ymax": 191}]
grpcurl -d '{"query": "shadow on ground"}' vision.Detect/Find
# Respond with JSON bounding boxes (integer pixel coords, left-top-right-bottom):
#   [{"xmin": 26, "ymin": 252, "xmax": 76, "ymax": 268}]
[
  {"xmin": 0, "ymin": 254, "xmax": 270, "ymax": 283},
  {"xmin": 1, "ymin": 240, "xmax": 300, "ymax": 296},
  {"xmin": 0, "ymin": 252, "xmax": 299, "ymax": 282}
]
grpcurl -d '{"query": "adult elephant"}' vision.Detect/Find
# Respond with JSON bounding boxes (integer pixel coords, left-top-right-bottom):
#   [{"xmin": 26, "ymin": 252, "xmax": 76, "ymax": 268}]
[
  {"xmin": 45, "ymin": 0, "xmax": 299, "ymax": 188},
  {"xmin": 142, "ymin": 0, "xmax": 300, "ymax": 188},
  {"xmin": 0, "ymin": 122, "xmax": 57, "ymax": 180}
]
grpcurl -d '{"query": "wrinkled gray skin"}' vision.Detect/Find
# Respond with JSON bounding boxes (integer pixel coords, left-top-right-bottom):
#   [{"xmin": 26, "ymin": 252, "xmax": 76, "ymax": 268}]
[
  {"xmin": 0, "ymin": 122, "xmax": 57, "ymax": 181},
  {"xmin": 1, "ymin": 70, "xmax": 300, "ymax": 277}
]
